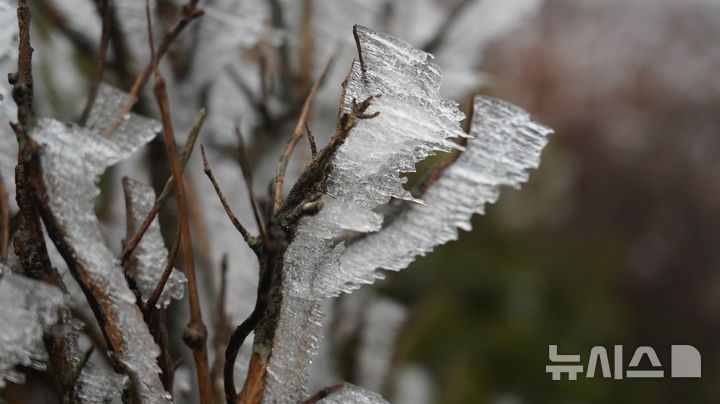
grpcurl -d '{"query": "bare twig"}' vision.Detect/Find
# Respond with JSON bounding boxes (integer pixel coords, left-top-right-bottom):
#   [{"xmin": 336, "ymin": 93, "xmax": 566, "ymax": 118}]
[
  {"xmin": 200, "ymin": 145, "xmax": 260, "ymax": 252},
  {"xmin": 143, "ymin": 225, "xmax": 181, "ymax": 318},
  {"xmin": 99, "ymin": 3, "xmax": 205, "ymax": 139},
  {"xmin": 12, "ymin": 0, "xmax": 33, "ymax": 128},
  {"xmin": 271, "ymin": 59, "xmax": 333, "ymax": 213},
  {"xmin": 235, "ymin": 128, "xmax": 272, "ymax": 252},
  {"xmin": 299, "ymin": 382, "xmax": 346, "ymax": 404},
  {"xmin": 352, "ymin": 25, "xmax": 368, "ymax": 84},
  {"xmin": 79, "ymin": 0, "xmax": 111, "ymax": 126},
  {"xmin": 150, "ymin": 12, "xmax": 211, "ymax": 401},
  {"xmin": 118, "ymin": 108, "xmax": 205, "ymax": 265},
  {"xmin": 304, "ymin": 123, "xmax": 317, "ymax": 157}
]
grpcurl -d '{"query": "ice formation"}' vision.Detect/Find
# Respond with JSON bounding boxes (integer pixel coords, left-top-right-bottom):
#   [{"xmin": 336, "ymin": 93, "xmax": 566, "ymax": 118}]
[
  {"xmin": 262, "ymin": 25, "xmax": 465, "ymax": 403},
  {"xmin": 316, "ymin": 383, "xmax": 389, "ymax": 404},
  {"xmin": 28, "ymin": 85, "xmax": 171, "ymax": 402},
  {"xmin": 260, "ymin": 26, "xmax": 550, "ymax": 403},
  {"xmin": 340, "ymin": 95, "xmax": 551, "ymax": 284},
  {"xmin": 0, "ymin": 268, "xmax": 65, "ymax": 387},
  {"xmin": 355, "ymin": 298, "xmax": 407, "ymax": 392},
  {"xmin": 123, "ymin": 177, "xmax": 186, "ymax": 308}
]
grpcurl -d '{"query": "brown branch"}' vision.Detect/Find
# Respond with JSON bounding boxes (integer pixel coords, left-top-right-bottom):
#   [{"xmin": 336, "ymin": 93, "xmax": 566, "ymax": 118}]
[
  {"xmin": 79, "ymin": 0, "xmax": 111, "ymax": 126},
  {"xmin": 12, "ymin": 0, "xmax": 33, "ymax": 128},
  {"xmin": 99, "ymin": 4, "xmax": 204, "ymax": 139},
  {"xmin": 200, "ymin": 145, "xmax": 260, "ymax": 253},
  {"xmin": 143, "ymin": 225, "xmax": 181, "ymax": 319},
  {"xmin": 152, "ymin": 36, "xmax": 212, "ymax": 404},
  {"xmin": 118, "ymin": 108, "xmax": 205, "ymax": 266},
  {"xmin": 299, "ymin": 382, "xmax": 346, "ymax": 404},
  {"xmin": 271, "ymin": 59, "xmax": 333, "ymax": 214}
]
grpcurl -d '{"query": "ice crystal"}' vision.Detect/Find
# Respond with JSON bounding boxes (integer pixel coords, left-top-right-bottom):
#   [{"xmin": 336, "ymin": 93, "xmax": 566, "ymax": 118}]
[
  {"xmin": 28, "ymin": 86, "xmax": 171, "ymax": 402},
  {"xmin": 0, "ymin": 267, "xmax": 65, "ymax": 387},
  {"xmin": 339, "ymin": 96, "xmax": 551, "ymax": 284},
  {"xmin": 123, "ymin": 177, "xmax": 186, "ymax": 308},
  {"xmin": 316, "ymin": 383, "xmax": 389, "ymax": 404}
]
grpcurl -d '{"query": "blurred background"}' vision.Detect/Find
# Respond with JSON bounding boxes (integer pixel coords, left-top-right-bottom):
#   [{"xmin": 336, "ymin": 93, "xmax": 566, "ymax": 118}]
[{"xmin": 376, "ymin": 1, "xmax": 720, "ymax": 403}]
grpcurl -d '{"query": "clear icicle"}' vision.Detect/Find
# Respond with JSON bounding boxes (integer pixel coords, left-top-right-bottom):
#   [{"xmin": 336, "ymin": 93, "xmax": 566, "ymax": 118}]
[
  {"xmin": 263, "ymin": 26, "xmax": 466, "ymax": 403},
  {"xmin": 355, "ymin": 298, "xmax": 407, "ymax": 392},
  {"xmin": 0, "ymin": 267, "xmax": 65, "ymax": 387},
  {"xmin": 316, "ymin": 383, "xmax": 390, "ymax": 404},
  {"xmin": 123, "ymin": 177, "xmax": 186, "ymax": 308},
  {"xmin": 339, "ymin": 95, "xmax": 552, "ymax": 286},
  {"xmin": 28, "ymin": 85, "xmax": 171, "ymax": 402}
]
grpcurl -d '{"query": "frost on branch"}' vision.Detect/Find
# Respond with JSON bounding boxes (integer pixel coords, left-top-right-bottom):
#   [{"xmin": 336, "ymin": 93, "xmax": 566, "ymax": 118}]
[
  {"xmin": 316, "ymin": 383, "xmax": 389, "ymax": 404},
  {"xmin": 0, "ymin": 268, "xmax": 64, "ymax": 387},
  {"xmin": 259, "ymin": 26, "xmax": 551, "ymax": 403},
  {"xmin": 27, "ymin": 87, "xmax": 171, "ymax": 402},
  {"xmin": 123, "ymin": 177, "xmax": 186, "ymax": 308},
  {"xmin": 262, "ymin": 25, "xmax": 465, "ymax": 403},
  {"xmin": 340, "ymin": 95, "xmax": 552, "ymax": 284}
]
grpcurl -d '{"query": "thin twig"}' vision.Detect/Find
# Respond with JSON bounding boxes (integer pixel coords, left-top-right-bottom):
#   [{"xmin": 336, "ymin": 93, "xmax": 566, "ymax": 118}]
[
  {"xmin": 79, "ymin": 0, "xmax": 110, "ymax": 126},
  {"xmin": 352, "ymin": 25, "xmax": 368, "ymax": 84},
  {"xmin": 200, "ymin": 145, "xmax": 259, "ymax": 252},
  {"xmin": 235, "ymin": 128, "xmax": 272, "ymax": 252},
  {"xmin": 99, "ymin": 3, "xmax": 204, "ymax": 139},
  {"xmin": 304, "ymin": 123, "xmax": 317, "ymax": 157},
  {"xmin": 143, "ymin": 225, "xmax": 181, "ymax": 318},
  {"xmin": 118, "ymin": 108, "xmax": 205, "ymax": 265},
  {"xmin": 271, "ymin": 59, "xmax": 333, "ymax": 213},
  {"xmin": 299, "ymin": 382, "xmax": 346, "ymax": 404},
  {"xmin": 150, "ymin": 14, "xmax": 211, "ymax": 404},
  {"xmin": 12, "ymin": 0, "xmax": 33, "ymax": 128}
]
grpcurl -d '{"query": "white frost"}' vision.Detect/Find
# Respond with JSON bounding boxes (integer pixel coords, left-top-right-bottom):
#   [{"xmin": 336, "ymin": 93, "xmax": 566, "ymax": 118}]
[
  {"xmin": 0, "ymin": 267, "xmax": 65, "ymax": 387},
  {"xmin": 123, "ymin": 177, "xmax": 186, "ymax": 308}
]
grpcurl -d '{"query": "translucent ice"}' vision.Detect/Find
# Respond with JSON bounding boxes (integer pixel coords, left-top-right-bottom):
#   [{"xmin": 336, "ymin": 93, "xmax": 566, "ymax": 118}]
[
  {"xmin": 123, "ymin": 177, "xmax": 186, "ymax": 308},
  {"xmin": 339, "ymin": 96, "xmax": 551, "ymax": 286},
  {"xmin": 28, "ymin": 85, "xmax": 171, "ymax": 402},
  {"xmin": 263, "ymin": 26, "xmax": 466, "ymax": 403},
  {"xmin": 316, "ymin": 383, "xmax": 389, "ymax": 404},
  {"xmin": 0, "ymin": 268, "xmax": 65, "ymax": 387}
]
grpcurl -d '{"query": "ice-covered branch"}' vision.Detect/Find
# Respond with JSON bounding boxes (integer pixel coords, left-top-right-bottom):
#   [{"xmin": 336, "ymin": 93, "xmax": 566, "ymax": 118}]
[{"xmin": 25, "ymin": 87, "xmax": 171, "ymax": 403}]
